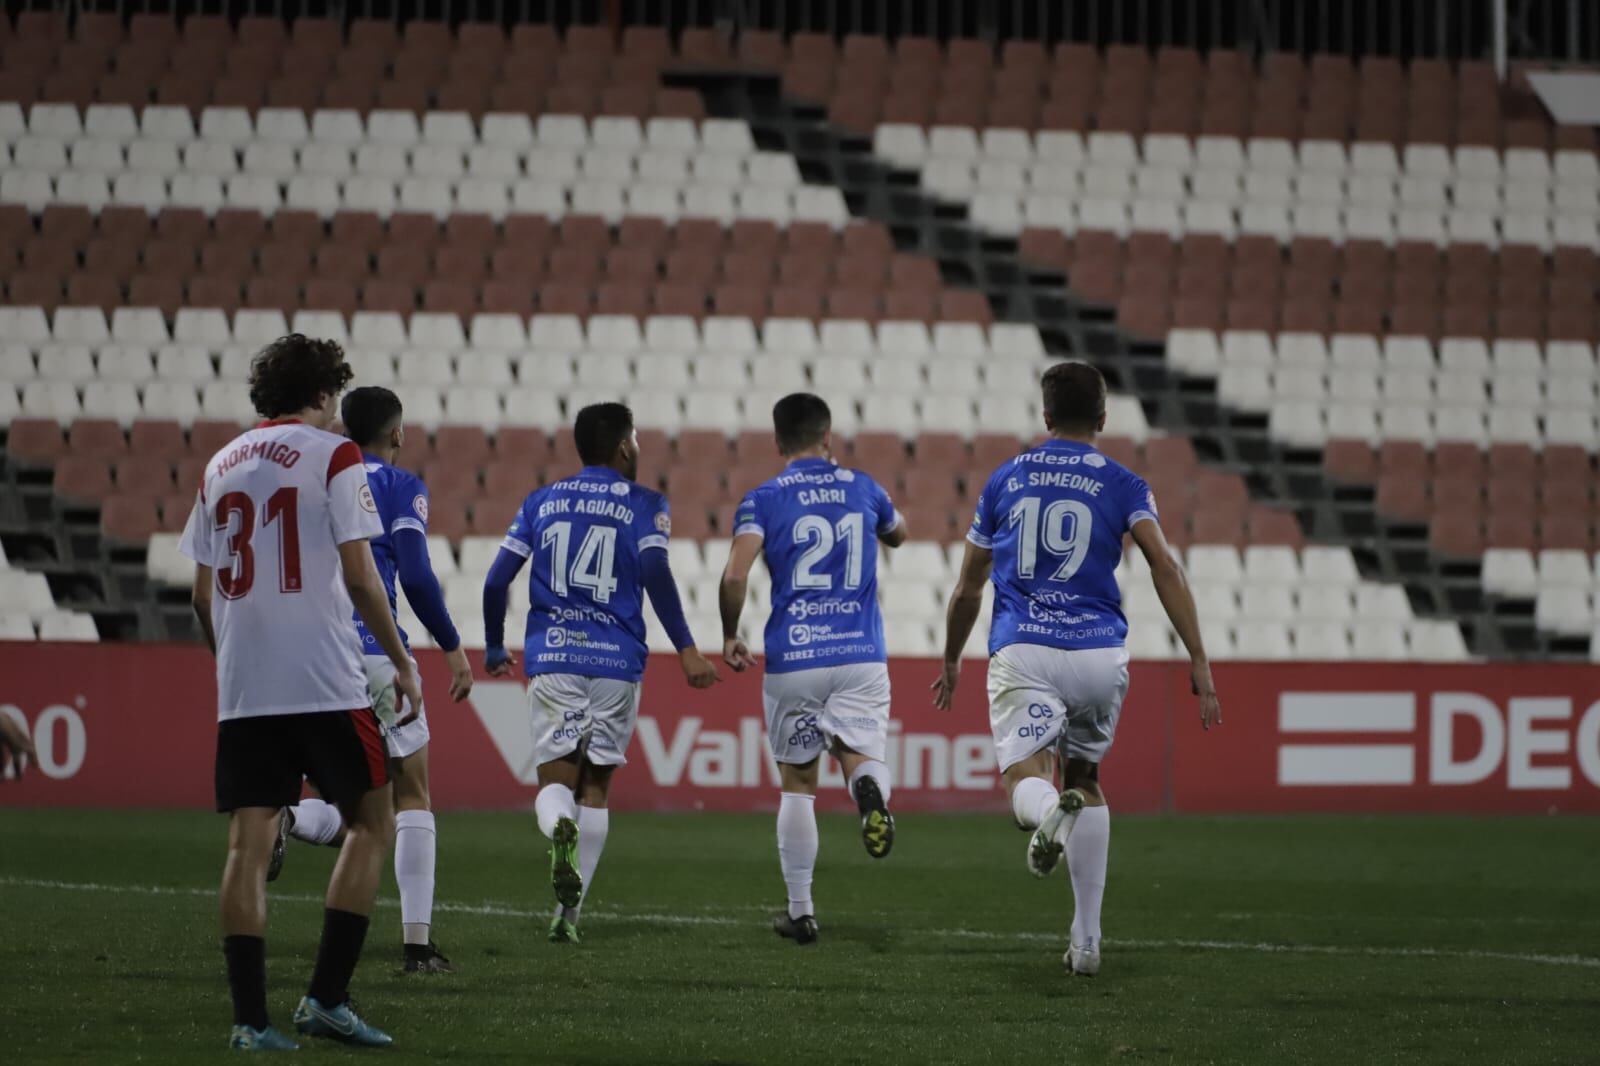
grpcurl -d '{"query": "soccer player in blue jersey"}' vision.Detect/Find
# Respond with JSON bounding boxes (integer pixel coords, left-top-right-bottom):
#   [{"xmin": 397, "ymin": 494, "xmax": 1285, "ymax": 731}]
[
  {"xmin": 933, "ymin": 362, "xmax": 1221, "ymax": 977},
  {"xmin": 277, "ymin": 386, "xmax": 475, "ymax": 975},
  {"xmin": 482, "ymin": 402, "xmax": 719, "ymax": 943},
  {"xmin": 719, "ymin": 393, "xmax": 907, "ymax": 946}
]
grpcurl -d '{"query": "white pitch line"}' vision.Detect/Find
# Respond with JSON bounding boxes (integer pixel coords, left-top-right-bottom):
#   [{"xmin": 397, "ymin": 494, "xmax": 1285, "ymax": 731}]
[{"xmin": 2, "ymin": 875, "xmax": 1596, "ymax": 971}]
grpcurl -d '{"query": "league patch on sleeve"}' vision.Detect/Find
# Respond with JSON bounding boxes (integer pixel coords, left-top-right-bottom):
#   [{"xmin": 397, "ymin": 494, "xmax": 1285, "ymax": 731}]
[
  {"xmin": 1146, "ymin": 489, "xmax": 1159, "ymax": 514},
  {"xmin": 413, "ymin": 494, "xmax": 429, "ymax": 522},
  {"xmin": 655, "ymin": 511, "xmax": 671, "ymax": 534},
  {"xmin": 359, "ymin": 484, "xmax": 378, "ymax": 513}
]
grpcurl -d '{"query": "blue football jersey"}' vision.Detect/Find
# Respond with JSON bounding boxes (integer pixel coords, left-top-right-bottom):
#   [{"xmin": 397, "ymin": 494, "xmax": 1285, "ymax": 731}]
[
  {"xmin": 968, "ymin": 438, "xmax": 1158, "ymax": 655},
  {"xmin": 352, "ymin": 454, "xmax": 429, "ymax": 654},
  {"xmin": 501, "ymin": 465, "xmax": 670, "ymax": 682},
  {"xmin": 733, "ymin": 457, "xmax": 899, "ymax": 674}
]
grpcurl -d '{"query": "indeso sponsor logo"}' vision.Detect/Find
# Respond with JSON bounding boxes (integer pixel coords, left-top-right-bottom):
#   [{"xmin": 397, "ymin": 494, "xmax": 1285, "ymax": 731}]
[
  {"xmin": 0, "ymin": 701, "xmax": 88, "ymax": 780},
  {"xmin": 1277, "ymin": 691, "xmax": 1600, "ymax": 789},
  {"xmin": 468, "ymin": 682, "xmax": 997, "ymax": 792}
]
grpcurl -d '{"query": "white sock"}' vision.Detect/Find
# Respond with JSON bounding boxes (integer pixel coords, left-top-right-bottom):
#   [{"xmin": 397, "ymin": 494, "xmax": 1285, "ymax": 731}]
[
  {"xmin": 776, "ymin": 792, "xmax": 818, "ymax": 920},
  {"xmin": 1010, "ymin": 776, "xmax": 1058, "ymax": 829},
  {"xmin": 534, "ymin": 783, "xmax": 577, "ymax": 839},
  {"xmin": 847, "ymin": 759, "xmax": 892, "ymax": 807},
  {"xmin": 1067, "ymin": 805, "xmax": 1111, "ymax": 947},
  {"xmin": 394, "ymin": 809, "xmax": 436, "ymax": 946},
  {"xmin": 287, "ymin": 798, "xmax": 343, "ymax": 845},
  {"xmin": 561, "ymin": 805, "xmax": 610, "ymax": 921}
]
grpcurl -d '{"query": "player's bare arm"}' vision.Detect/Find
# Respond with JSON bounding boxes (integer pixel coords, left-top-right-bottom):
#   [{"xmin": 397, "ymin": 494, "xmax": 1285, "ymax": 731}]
[
  {"xmin": 718, "ymin": 533, "xmax": 763, "ymax": 672},
  {"xmin": 1129, "ymin": 519, "xmax": 1221, "ymax": 730},
  {"xmin": 933, "ymin": 541, "xmax": 993, "ymax": 711},
  {"xmin": 0, "ymin": 711, "xmax": 38, "ymax": 779},
  {"xmin": 191, "ymin": 562, "xmax": 218, "ymax": 654},
  {"xmin": 340, "ymin": 540, "xmax": 423, "ymax": 724},
  {"xmin": 878, "ymin": 515, "xmax": 909, "ymax": 549}
]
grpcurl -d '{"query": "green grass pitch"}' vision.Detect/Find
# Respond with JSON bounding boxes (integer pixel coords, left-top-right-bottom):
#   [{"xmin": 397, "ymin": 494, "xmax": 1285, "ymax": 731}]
[{"xmin": 2, "ymin": 809, "xmax": 1596, "ymax": 1064}]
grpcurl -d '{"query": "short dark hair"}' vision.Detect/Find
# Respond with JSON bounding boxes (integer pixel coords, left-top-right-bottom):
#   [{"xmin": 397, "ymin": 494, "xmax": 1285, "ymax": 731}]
[
  {"xmin": 772, "ymin": 393, "xmax": 831, "ymax": 455},
  {"xmin": 341, "ymin": 386, "xmax": 403, "ymax": 448},
  {"xmin": 247, "ymin": 334, "xmax": 354, "ymax": 419},
  {"xmin": 574, "ymin": 402, "xmax": 635, "ymax": 466},
  {"xmin": 1041, "ymin": 361, "xmax": 1106, "ymax": 434}
]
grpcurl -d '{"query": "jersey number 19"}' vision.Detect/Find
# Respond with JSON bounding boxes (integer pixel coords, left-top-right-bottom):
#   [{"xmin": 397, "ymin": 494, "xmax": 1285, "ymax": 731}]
[{"xmin": 1007, "ymin": 496, "xmax": 1093, "ymax": 582}]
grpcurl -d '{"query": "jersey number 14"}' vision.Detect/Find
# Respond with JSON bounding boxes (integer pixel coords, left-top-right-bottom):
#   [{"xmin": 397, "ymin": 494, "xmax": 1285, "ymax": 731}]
[
  {"xmin": 1007, "ymin": 496, "xmax": 1092, "ymax": 582},
  {"xmin": 541, "ymin": 521, "xmax": 619, "ymax": 603}
]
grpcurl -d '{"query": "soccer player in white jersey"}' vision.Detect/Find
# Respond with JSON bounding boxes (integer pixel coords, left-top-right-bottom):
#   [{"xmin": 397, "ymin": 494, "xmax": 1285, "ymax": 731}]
[
  {"xmin": 720, "ymin": 393, "xmax": 907, "ymax": 945},
  {"xmin": 933, "ymin": 362, "xmax": 1221, "ymax": 977},
  {"xmin": 180, "ymin": 335, "xmax": 421, "ymax": 1050},
  {"xmin": 276, "ymin": 386, "xmax": 475, "ymax": 975},
  {"xmin": 483, "ymin": 402, "xmax": 719, "ymax": 943}
]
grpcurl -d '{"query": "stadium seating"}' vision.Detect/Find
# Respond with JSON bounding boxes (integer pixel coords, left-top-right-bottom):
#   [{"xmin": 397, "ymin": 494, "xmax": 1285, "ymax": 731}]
[
  {"xmin": 1, "ymin": 17, "xmax": 1579, "ymax": 658},
  {"xmin": 826, "ymin": 42, "xmax": 1599, "ymax": 654}
]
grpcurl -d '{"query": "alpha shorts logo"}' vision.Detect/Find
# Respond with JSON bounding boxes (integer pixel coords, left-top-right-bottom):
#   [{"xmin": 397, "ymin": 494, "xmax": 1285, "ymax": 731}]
[
  {"xmin": 1018, "ymin": 702, "xmax": 1055, "ymax": 740},
  {"xmin": 789, "ymin": 712, "xmax": 822, "ymax": 747}
]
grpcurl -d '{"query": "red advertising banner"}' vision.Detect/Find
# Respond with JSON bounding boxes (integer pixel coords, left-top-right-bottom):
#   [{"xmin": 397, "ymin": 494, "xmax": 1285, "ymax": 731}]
[{"xmin": 2, "ymin": 644, "xmax": 1597, "ymax": 814}]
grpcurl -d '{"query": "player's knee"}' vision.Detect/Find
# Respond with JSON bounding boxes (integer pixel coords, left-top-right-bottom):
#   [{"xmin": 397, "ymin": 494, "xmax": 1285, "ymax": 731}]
[
  {"xmin": 392, "ymin": 771, "xmax": 430, "ymax": 812},
  {"xmin": 779, "ymin": 759, "xmax": 820, "ymax": 794},
  {"xmin": 343, "ymin": 790, "xmax": 396, "ymax": 842},
  {"xmin": 1062, "ymin": 759, "xmax": 1105, "ymax": 804}
]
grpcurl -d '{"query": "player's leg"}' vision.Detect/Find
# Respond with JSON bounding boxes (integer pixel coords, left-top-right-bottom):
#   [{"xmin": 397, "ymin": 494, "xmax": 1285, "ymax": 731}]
[
  {"xmin": 285, "ymin": 795, "xmax": 346, "ymax": 847},
  {"xmin": 292, "ymin": 709, "xmax": 397, "ymax": 1047},
  {"xmin": 393, "ymin": 743, "xmax": 453, "ymax": 972},
  {"xmin": 215, "ymin": 716, "xmax": 301, "ymax": 1050},
  {"xmin": 764, "ymin": 670, "xmax": 824, "ymax": 944},
  {"xmin": 987, "ymin": 647, "xmax": 1083, "ymax": 877},
  {"xmin": 221, "ymin": 808, "xmax": 294, "ymax": 1048},
  {"xmin": 530, "ymin": 674, "xmax": 592, "ymax": 915},
  {"xmin": 374, "ymin": 648, "xmax": 450, "ymax": 972},
  {"xmin": 1055, "ymin": 646, "xmax": 1128, "ymax": 977},
  {"xmin": 545, "ymin": 760, "xmax": 615, "ymax": 943},
  {"xmin": 547, "ymin": 678, "xmax": 636, "ymax": 942},
  {"xmin": 1060, "ymin": 758, "xmax": 1109, "ymax": 976},
  {"xmin": 825, "ymin": 664, "xmax": 896, "ymax": 859},
  {"xmin": 774, "ymin": 758, "xmax": 822, "ymax": 944}
]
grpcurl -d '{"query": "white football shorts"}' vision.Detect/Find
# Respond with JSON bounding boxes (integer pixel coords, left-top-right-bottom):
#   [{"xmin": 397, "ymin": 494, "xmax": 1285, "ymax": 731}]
[
  {"xmin": 528, "ymin": 673, "xmax": 643, "ymax": 767},
  {"xmin": 366, "ymin": 655, "xmax": 429, "ymax": 760},
  {"xmin": 762, "ymin": 663, "xmax": 891, "ymax": 765},
  {"xmin": 986, "ymin": 644, "xmax": 1130, "ymax": 772}
]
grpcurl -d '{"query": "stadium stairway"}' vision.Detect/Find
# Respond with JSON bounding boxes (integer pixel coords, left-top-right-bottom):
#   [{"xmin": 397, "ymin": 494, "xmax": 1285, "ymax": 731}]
[
  {"xmin": 0, "ymin": 18, "xmax": 1583, "ymax": 660},
  {"xmin": 662, "ymin": 62, "xmax": 1528, "ymax": 657}
]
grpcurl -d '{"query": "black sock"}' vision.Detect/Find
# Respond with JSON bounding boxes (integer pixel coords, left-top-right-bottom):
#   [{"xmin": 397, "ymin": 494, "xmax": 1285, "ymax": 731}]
[
  {"xmin": 222, "ymin": 935, "xmax": 270, "ymax": 1030},
  {"xmin": 308, "ymin": 908, "xmax": 370, "ymax": 1007}
]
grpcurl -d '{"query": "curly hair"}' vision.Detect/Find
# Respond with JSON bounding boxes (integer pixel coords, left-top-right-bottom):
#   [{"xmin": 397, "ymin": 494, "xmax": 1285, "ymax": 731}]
[{"xmin": 247, "ymin": 334, "xmax": 354, "ymax": 418}]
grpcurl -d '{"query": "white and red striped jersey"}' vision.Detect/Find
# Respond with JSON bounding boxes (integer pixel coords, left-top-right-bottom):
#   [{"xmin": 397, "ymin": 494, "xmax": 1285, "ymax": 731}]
[{"xmin": 179, "ymin": 420, "xmax": 384, "ymax": 721}]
